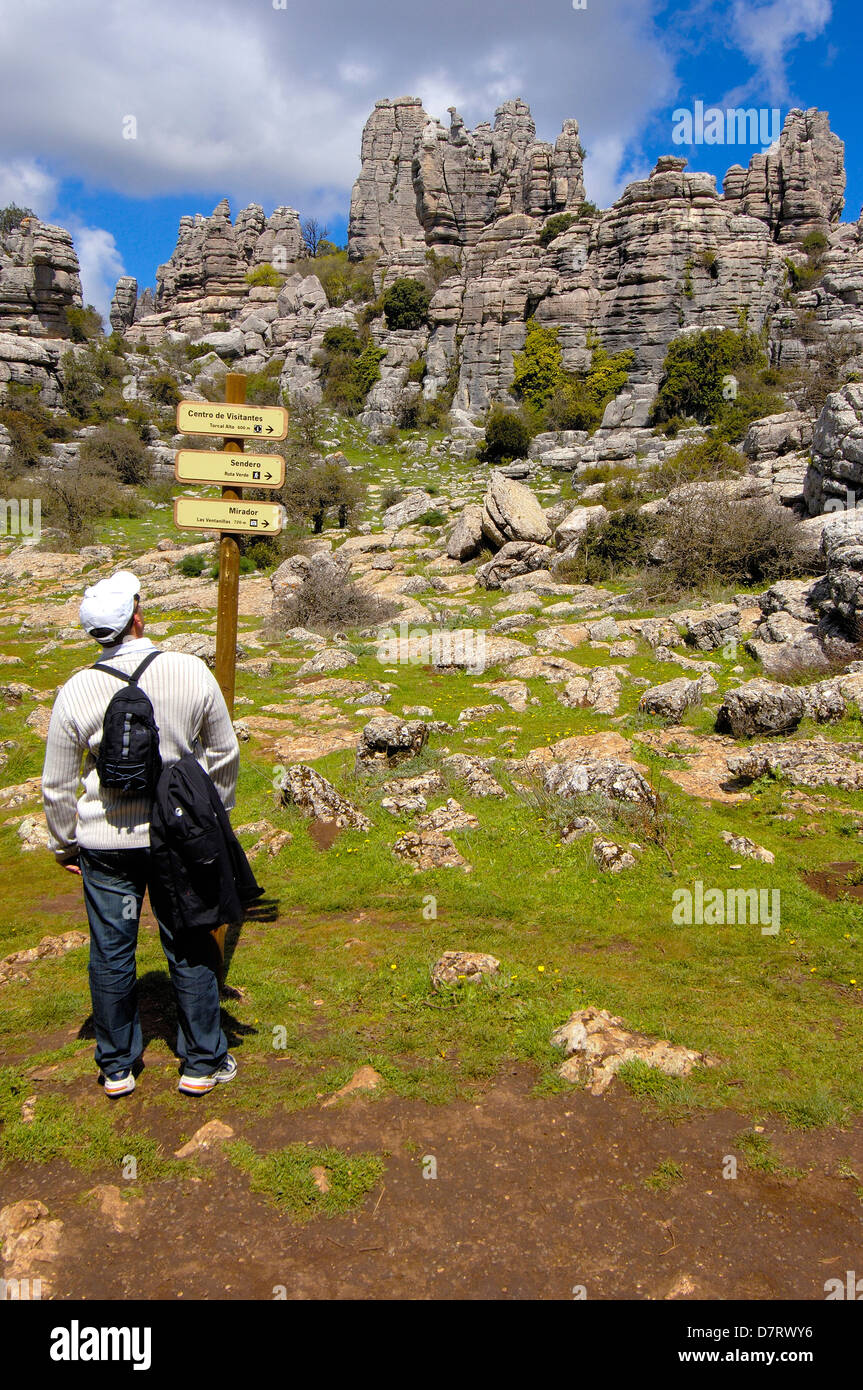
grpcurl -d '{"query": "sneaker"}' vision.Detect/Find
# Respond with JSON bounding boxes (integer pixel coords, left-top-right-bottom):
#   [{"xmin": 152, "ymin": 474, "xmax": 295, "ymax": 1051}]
[
  {"xmin": 178, "ymin": 1053, "xmax": 238, "ymax": 1096},
  {"xmin": 101, "ymin": 1070, "xmax": 135, "ymax": 1098}
]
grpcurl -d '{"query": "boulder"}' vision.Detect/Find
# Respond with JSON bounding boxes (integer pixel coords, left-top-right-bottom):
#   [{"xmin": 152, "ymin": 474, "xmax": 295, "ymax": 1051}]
[
  {"xmin": 355, "ymin": 715, "xmax": 429, "ymax": 770},
  {"xmin": 446, "ymin": 504, "xmax": 484, "ymax": 561},
  {"xmin": 476, "ymin": 540, "xmax": 551, "ymax": 589},
  {"xmin": 276, "ymin": 764, "xmax": 371, "ymax": 830},
  {"xmin": 481, "ymin": 471, "xmax": 551, "ymax": 548},
  {"xmin": 715, "ymin": 679, "xmax": 806, "ymax": 737}
]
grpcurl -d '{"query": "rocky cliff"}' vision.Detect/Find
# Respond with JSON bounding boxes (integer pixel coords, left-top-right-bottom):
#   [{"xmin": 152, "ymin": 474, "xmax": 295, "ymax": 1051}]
[
  {"xmin": 2, "ymin": 98, "xmax": 862, "ymax": 448},
  {"xmin": 124, "ymin": 98, "xmax": 859, "ymax": 430}
]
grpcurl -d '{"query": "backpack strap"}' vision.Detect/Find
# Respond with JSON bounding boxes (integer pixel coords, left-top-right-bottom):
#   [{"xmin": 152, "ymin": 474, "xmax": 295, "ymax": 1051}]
[{"xmin": 93, "ymin": 650, "xmax": 160, "ymax": 685}]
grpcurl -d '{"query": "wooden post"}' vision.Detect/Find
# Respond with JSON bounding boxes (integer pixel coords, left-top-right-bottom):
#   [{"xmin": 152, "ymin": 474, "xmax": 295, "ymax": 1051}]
[{"xmin": 215, "ymin": 372, "xmax": 245, "ymax": 716}]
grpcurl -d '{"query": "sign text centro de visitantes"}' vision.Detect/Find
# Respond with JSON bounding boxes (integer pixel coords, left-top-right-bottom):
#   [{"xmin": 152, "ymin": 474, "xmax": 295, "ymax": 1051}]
[
  {"xmin": 176, "ymin": 400, "xmax": 289, "ymax": 440},
  {"xmin": 173, "ymin": 497, "xmax": 285, "ymax": 535},
  {"xmin": 174, "ymin": 449, "xmax": 286, "ymax": 488}
]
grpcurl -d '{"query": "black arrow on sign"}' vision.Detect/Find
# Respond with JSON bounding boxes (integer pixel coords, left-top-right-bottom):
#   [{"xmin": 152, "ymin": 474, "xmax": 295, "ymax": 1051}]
[
  {"xmin": 261, "ymin": 520, "xmax": 270, "ymax": 528},
  {"xmin": 266, "ymin": 425, "xmax": 273, "ymax": 433},
  {"xmin": 265, "ymin": 471, "xmax": 272, "ymax": 480}
]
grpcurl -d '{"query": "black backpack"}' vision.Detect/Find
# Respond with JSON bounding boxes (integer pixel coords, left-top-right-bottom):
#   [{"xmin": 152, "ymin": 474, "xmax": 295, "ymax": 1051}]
[{"xmin": 92, "ymin": 650, "xmax": 162, "ymax": 797}]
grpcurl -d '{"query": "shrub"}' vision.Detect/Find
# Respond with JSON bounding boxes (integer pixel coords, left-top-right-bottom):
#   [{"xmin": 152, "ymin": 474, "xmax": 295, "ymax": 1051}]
[
  {"xmin": 40, "ymin": 462, "xmax": 124, "ymax": 544},
  {"xmin": 578, "ymin": 200, "xmax": 600, "ymax": 219},
  {"xmin": 556, "ymin": 508, "xmax": 657, "ymax": 583},
  {"xmin": 272, "ymin": 561, "xmax": 399, "ymax": 635},
  {"xmin": 479, "ymin": 405, "xmax": 532, "ymax": 463},
  {"xmin": 245, "ymin": 263, "xmax": 285, "ymax": 288},
  {"xmin": 381, "ymin": 485, "xmax": 404, "ymax": 510},
  {"xmin": 60, "ymin": 343, "xmax": 125, "ymax": 421},
  {"xmin": 177, "ymin": 552, "xmax": 208, "ymax": 578},
  {"xmin": 382, "ymin": 278, "xmax": 430, "ymax": 330},
  {"xmin": 538, "ymin": 213, "xmax": 575, "ymax": 247},
  {"xmin": 281, "ymin": 459, "xmax": 366, "ymax": 532},
  {"xmin": 407, "ymin": 356, "xmax": 427, "ymax": 385},
  {"xmin": 511, "ymin": 318, "xmax": 565, "ymax": 410},
  {"xmin": 540, "ymin": 335, "xmax": 634, "ymax": 434},
  {"xmin": 650, "ymin": 434, "xmax": 745, "ymax": 493},
  {"xmin": 425, "ymin": 250, "xmax": 458, "ymax": 287},
  {"xmin": 65, "ymin": 305, "xmax": 104, "ymax": 342},
  {"xmin": 148, "ymin": 370, "xmax": 182, "ymax": 407},
  {"xmin": 658, "ymin": 492, "xmax": 802, "ymax": 592},
  {"xmin": 651, "ymin": 328, "xmax": 767, "ymax": 425},
  {"xmin": 295, "ymin": 250, "xmax": 376, "ymax": 307},
  {"xmin": 79, "ymin": 422, "xmax": 151, "ymax": 485},
  {"xmin": 0, "ymin": 383, "xmax": 67, "ymax": 473},
  {"xmin": 316, "ymin": 329, "xmax": 384, "ymax": 414},
  {"xmin": 415, "ymin": 509, "xmax": 448, "ymax": 528},
  {"xmin": 244, "ymin": 361, "xmax": 283, "ymax": 407}
]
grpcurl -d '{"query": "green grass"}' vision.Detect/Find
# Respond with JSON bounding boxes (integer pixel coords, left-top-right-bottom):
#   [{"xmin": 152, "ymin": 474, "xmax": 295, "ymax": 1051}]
[
  {"xmin": 0, "ymin": 1066, "xmax": 187, "ymax": 1178},
  {"xmin": 735, "ymin": 1130, "xmax": 806, "ymax": 1179},
  {"xmin": 227, "ymin": 1139, "xmax": 385, "ymax": 1220},
  {"xmin": 644, "ymin": 1158, "xmax": 684, "ymax": 1191}
]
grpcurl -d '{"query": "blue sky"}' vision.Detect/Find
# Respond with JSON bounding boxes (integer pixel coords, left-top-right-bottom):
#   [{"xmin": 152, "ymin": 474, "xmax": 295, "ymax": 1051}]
[{"xmin": 0, "ymin": 0, "xmax": 858, "ymax": 318}]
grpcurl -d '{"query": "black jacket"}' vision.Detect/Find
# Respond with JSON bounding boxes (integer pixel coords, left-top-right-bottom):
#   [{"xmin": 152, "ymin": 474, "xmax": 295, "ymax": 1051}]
[{"xmin": 149, "ymin": 754, "xmax": 262, "ymax": 932}]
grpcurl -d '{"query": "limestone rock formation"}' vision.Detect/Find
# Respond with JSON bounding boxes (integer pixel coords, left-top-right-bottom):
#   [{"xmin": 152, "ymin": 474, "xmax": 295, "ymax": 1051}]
[
  {"xmin": 109, "ymin": 276, "xmax": 137, "ymax": 332},
  {"xmin": 0, "ymin": 217, "xmax": 82, "ymax": 337}
]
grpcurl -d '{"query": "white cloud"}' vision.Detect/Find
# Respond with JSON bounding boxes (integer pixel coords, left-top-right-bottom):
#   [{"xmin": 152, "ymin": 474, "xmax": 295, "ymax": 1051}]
[
  {"xmin": 0, "ymin": 159, "xmax": 58, "ymax": 217},
  {"xmin": 731, "ymin": 0, "xmax": 832, "ymax": 101},
  {"xmin": 70, "ymin": 224, "xmax": 125, "ymax": 323},
  {"xmin": 0, "ymin": 0, "xmax": 679, "ymax": 221}
]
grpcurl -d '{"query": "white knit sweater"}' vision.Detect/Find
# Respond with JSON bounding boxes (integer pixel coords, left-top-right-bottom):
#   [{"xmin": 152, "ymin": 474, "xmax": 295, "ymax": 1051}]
[{"xmin": 42, "ymin": 637, "xmax": 240, "ymax": 862}]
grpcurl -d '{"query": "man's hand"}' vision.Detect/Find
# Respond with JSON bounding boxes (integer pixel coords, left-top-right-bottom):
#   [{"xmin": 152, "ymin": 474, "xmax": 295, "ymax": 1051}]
[{"xmin": 62, "ymin": 862, "xmax": 82, "ymax": 876}]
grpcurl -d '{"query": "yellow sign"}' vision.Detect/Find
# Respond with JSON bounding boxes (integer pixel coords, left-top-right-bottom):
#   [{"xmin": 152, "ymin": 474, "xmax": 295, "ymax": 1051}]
[
  {"xmin": 174, "ymin": 497, "xmax": 284, "ymax": 535},
  {"xmin": 176, "ymin": 400, "xmax": 289, "ymax": 440},
  {"xmin": 174, "ymin": 449, "xmax": 285, "ymax": 488}
]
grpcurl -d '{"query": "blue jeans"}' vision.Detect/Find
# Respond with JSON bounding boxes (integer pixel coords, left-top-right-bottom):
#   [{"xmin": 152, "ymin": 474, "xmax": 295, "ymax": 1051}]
[{"xmin": 79, "ymin": 848, "xmax": 228, "ymax": 1079}]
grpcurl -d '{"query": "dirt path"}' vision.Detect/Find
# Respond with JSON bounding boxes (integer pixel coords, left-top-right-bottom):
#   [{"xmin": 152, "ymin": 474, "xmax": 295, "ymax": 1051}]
[{"xmin": 4, "ymin": 1068, "xmax": 862, "ymax": 1300}]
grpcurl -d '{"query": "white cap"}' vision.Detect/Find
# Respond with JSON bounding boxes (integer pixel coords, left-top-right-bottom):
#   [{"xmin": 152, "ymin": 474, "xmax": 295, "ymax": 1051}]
[{"xmin": 79, "ymin": 570, "xmax": 141, "ymax": 645}]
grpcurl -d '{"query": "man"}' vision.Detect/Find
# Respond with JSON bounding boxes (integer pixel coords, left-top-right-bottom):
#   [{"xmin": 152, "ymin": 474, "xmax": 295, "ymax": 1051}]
[{"xmin": 42, "ymin": 570, "xmax": 241, "ymax": 1098}]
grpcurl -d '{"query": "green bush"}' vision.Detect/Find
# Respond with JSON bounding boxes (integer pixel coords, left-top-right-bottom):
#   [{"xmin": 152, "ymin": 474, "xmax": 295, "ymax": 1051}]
[
  {"xmin": 382, "ymin": 278, "xmax": 430, "ymax": 330},
  {"xmin": 295, "ymin": 250, "xmax": 376, "ymax": 307},
  {"xmin": 556, "ymin": 507, "xmax": 657, "ymax": 583},
  {"xmin": 649, "ymin": 434, "xmax": 744, "ymax": 493},
  {"xmin": 407, "ymin": 356, "xmax": 427, "ymax": 385},
  {"xmin": 60, "ymin": 343, "xmax": 125, "ymax": 421},
  {"xmin": 245, "ymin": 263, "xmax": 285, "ymax": 288},
  {"xmin": 316, "ymin": 328, "xmax": 384, "ymax": 415},
  {"xmin": 0, "ymin": 383, "xmax": 68, "ymax": 473},
  {"xmin": 538, "ymin": 213, "xmax": 575, "ymax": 247},
  {"xmin": 79, "ymin": 422, "xmax": 151, "ymax": 485},
  {"xmin": 651, "ymin": 328, "xmax": 766, "ymax": 425},
  {"xmin": 480, "ymin": 405, "xmax": 532, "ymax": 463},
  {"xmin": 149, "ymin": 371, "xmax": 182, "ymax": 407},
  {"xmin": 65, "ymin": 305, "xmax": 103, "ymax": 342},
  {"xmin": 177, "ymin": 552, "xmax": 208, "ymax": 578},
  {"xmin": 511, "ymin": 318, "xmax": 565, "ymax": 410},
  {"xmin": 281, "ymin": 459, "xmax": 366, "ymax": 532},
  {"xmin": 537, "ymin": 333, "xmax": 633, "ymax": 434},
  {"xmin": 244, "ymin": 361, "xmax": 283, "ymax": 406}
]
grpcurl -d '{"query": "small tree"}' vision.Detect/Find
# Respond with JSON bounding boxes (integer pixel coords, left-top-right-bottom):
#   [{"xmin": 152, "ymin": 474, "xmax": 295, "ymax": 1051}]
[
  {"xmin": 0, "ymin": 203, "xmax": 35, "ymax": 236},
  {"xmin": 480, "ymin": 405, "xmax": 532, "ymax": 463},
  {"xmin": 65, "ymin": 305, "xmax": 104, "ymax": 343},
  {"xmin": 382, "ymin": 278, "xmax": 431, "ymax": 330},
  {"xmin": 301, "ymin": 218, "xmax": 329, "ymax": 258},
  {"xmin": 79, "ymin": 422, "xmax": 151, "ymax": 485}
]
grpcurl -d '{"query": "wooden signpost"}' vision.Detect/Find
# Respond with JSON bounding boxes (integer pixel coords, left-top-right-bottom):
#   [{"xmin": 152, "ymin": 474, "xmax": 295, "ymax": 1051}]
[{"xmin": 175, "ymin": 375, "xmax": 286, "ymax": 715}]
